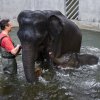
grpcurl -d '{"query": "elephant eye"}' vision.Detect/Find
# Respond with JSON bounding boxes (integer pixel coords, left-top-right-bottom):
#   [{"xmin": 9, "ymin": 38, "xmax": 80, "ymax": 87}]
[{"xmin": 35, "ymin": 22, "xmax": 47, "ymax": 32}]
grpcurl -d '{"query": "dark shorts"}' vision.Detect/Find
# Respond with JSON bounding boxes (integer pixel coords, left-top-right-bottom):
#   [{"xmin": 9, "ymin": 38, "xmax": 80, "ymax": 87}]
[{"xmin": 1, "ymin": 57, "xmax": 17, "ymax": 75}]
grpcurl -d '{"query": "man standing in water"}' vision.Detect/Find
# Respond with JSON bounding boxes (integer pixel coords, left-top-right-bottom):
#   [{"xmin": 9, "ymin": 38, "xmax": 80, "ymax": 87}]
[{"xmin": 0, "ymin": 19, "xmax": 21, "ymax": 75}]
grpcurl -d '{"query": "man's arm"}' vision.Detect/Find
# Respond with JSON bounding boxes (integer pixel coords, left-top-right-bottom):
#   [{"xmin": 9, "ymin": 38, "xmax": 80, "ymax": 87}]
[{"xmin": 11, "ymin": 44, "xmax": 21, "ymax": 55}]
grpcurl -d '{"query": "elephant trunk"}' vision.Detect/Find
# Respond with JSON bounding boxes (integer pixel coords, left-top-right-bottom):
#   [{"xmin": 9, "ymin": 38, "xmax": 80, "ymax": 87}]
[{"xmin": 22, "ymin": 43, "xmax": 37, "ymax": 83}]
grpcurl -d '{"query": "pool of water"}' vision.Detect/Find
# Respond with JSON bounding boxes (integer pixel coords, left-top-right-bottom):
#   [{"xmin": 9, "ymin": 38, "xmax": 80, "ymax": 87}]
[
  {"xmin": 0, "ymin": 28, "xmax": 100, "ymax": 100},
  {"xmin": 82, "ymin": 29, "xmax": 100, "ymax": 48}
]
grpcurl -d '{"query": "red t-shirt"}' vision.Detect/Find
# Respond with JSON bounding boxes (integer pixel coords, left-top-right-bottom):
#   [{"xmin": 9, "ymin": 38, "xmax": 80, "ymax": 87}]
[{"xmin": 0, "ymin": 32, "xmax": 14, "ymax": 52}]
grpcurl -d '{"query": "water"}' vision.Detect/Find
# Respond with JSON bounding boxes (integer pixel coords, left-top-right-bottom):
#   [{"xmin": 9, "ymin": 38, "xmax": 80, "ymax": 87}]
[{"xmin": 0, "ymin": 28, "xmax": 100, "ymax": 100}]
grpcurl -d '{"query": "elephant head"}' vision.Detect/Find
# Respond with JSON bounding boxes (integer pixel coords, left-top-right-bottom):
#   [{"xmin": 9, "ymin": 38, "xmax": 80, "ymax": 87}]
[
  {"xmin": 17, "ymin": 10, "xmax": 82, "ymax": 83},
  {"xmin": 17, "ymin": 10, "xmax": 49, "ymax": 83}
]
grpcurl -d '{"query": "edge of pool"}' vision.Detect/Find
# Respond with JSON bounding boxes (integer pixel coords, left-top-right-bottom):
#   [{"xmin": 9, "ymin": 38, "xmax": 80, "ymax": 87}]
[
  {"xmin": 72, "ymin": 20, "xmax": 100, "ymax": 32},
  {"xmin": 12, "ymin": 20, "xmax": 100, "ymax": 32}
]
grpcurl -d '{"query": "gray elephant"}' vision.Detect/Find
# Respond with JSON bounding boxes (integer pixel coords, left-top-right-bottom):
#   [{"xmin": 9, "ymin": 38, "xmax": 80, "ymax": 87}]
[{"xmin": 17, "ymin": 10, "xmax": 82, "ymax": 83}]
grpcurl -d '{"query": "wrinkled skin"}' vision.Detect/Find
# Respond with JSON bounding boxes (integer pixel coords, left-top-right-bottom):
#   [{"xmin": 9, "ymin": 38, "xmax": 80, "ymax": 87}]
[{"xmin": 17, "ymin": 10, "xmax": 98, "ymax": 83}]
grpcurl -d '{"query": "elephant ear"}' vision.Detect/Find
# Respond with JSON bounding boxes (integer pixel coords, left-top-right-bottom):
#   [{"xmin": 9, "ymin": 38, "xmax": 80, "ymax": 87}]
[{"xmin": 48, "ymin": 15, "xmax": 63, "ymax": 36}]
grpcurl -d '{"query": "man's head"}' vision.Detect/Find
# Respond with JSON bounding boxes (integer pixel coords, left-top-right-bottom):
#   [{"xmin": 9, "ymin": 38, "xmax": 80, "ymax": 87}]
[{"xmin": 0, "ymin": 19, "xmax": 13, "ymax": 32}]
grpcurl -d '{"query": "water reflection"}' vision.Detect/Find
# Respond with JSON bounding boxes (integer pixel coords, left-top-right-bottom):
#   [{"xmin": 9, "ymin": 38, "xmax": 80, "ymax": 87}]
[{"xmin": 0, "ymin": 28, "xmax": 100, "ymax": 100}]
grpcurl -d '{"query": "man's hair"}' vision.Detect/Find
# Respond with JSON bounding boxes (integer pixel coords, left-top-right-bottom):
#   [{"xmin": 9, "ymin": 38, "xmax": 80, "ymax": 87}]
[{"xmin": 0, "ymin": 19, "xmax": 10, "ymax": 30}]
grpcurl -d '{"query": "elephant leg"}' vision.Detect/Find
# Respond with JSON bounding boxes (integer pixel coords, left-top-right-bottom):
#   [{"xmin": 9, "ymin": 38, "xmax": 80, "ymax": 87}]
[
  {"xmin": 49, "ymin": 52, "xmax": 80, "ymax": 68},
  {"xmin": 78, "ymin": 54, "xmax": 99, "ymax": 65},
  {"xmin": 75, "ymin": 53, "xmax": 80, "ymax": 62},
  {"xmin": 49, "ymin": 51, "xmax": 60, "ymax": 66}
]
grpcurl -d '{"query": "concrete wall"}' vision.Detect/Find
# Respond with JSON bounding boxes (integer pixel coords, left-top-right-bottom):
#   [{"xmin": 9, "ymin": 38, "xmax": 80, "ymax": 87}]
[
  {"xmin": 0, "ymin": 0, "xmax": 65, "ymax": 26},
  {"xmin": 0, "ymin": 0, "xmax": 32, "ymax": 25},
  {"xmin": 1, "ymin": 0, "xmax": 100, "ymax": 26},
  {"xmin": 79, "ymin": 0, "xmax": 100, "ymax": 22},
  {"xmin": 33, "ymin": 0, "xmax": 65, "ymax": 14}
]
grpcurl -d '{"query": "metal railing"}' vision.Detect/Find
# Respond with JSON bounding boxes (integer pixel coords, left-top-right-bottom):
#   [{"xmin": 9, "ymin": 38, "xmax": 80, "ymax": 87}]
[{"xmin": 65, "ymin": 0, "xmax": 79, "ymax": 20}]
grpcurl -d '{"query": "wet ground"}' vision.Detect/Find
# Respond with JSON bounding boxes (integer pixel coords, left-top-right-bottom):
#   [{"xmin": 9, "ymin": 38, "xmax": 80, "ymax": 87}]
[{"xmin": 0, "ymin": 28, "xmax": 100, "ymax": 100}]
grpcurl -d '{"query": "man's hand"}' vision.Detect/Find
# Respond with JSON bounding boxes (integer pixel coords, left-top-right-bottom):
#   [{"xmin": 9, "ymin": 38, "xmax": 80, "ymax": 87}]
[{"xmin": 11, "ymin": 44, "xmax": 22, "ymax": 56}]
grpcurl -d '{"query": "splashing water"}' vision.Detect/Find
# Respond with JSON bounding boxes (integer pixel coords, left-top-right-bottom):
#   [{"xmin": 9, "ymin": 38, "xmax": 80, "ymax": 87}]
[{"xmin": 0, "ymin": 28, "xmax": 100, "ymax": 100}]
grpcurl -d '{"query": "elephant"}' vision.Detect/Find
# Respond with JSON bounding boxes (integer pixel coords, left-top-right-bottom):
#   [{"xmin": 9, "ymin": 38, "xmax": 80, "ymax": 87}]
[{"xmin": 17, "ymin": 10, "xmax": 82, "ymax": 83}]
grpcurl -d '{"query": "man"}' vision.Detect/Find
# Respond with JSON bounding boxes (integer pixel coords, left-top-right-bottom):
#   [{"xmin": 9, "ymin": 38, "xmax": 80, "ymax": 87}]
[{"xmin": 0, "ymin": 19, "xmax": 21, "ymax": 75}]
